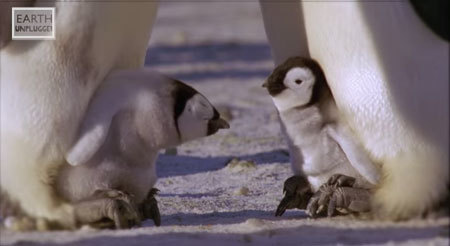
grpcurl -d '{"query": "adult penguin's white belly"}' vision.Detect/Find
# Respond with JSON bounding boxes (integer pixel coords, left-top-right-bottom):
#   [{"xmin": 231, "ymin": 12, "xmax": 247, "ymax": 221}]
[
  {"xmin": 0, "ymin": 2, "xmax": 158, "ymax": 228},
  {"xmin": 261, "ymin": 1, "xmax": 448, "ymax": 220}
]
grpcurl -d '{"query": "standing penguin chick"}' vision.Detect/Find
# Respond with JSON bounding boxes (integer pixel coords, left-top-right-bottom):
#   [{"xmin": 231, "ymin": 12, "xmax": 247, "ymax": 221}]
[
  {"xmin": 57, "ymin": 68, "xmax": 229, "ymax": 229},
  {"xmin": 263, "ymin": 57, "xmax": 380, "ymax": 217}
]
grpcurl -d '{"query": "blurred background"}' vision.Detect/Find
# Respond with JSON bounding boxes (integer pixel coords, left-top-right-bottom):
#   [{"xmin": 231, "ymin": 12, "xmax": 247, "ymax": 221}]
[
  {"xmin": 145, "ymin": 2, "xmax": 288, "ymax": 164},
  {"xmin": 144, "ymin": 2, "xmax": 292, "ymax": 223},
  {"xmin": 146, "ymin": 2, "xmax": 272, "ymax": 84}
]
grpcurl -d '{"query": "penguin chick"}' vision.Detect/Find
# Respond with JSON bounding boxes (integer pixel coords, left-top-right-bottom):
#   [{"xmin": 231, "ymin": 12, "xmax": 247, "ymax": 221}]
[
  {"xmin": 56, "ymin": 68, "xmax": 229, "ymax": 228},
  {"xmin": 263, "ymin": 57, "xmax": 380, "ymax": 217}
]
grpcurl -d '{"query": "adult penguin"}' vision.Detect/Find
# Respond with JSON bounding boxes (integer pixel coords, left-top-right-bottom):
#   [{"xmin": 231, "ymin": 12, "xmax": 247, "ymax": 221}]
[
  {"xmin": 1, "ymin": 2, "xmax": 158, "ymax": 229},
  {"xmin": 260, "ymin": 1, "xmax": 449, "ymax": 220}
]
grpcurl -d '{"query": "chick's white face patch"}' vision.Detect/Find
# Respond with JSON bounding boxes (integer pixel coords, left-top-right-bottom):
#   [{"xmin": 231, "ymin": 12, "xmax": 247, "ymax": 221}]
[
  {"xmin": 190, "ymin": 94, "xmax": 214, "ymax": 120},
  {"xmin": 272, "ymin": 67, "xmax": 315, "ymax": 111},
  {"xmin": 177, "ymin": 94, "xmax": 212, "ymax": 142}
]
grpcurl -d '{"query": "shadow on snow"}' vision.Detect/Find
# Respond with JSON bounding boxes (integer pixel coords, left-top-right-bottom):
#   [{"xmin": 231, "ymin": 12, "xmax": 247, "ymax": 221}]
[{"xmin": 156, "ymin": 149, "xmax": 289, "ymax": 178}]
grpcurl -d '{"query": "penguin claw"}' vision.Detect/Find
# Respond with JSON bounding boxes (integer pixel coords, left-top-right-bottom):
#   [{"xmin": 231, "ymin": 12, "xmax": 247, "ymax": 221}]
[
  {"xmin": 327, "ymin": 174, "xmax": 356, "ymax": 187},
  {"xmin": 74, "ymin": 189, "xmax": 141, "ymax": 229},
  {"xmin": 306, "ymin": 175, "xmax": 371, "ymax": 218},
  {"xmin": 111, "ymin": 199, "xmax": 141, "ymax": 229}
]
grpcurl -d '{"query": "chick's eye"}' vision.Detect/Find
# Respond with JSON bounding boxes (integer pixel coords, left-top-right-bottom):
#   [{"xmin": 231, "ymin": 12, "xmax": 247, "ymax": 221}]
[{"xmin": 295, "ymin": 79, "xmax": 303, "ymax": 84}]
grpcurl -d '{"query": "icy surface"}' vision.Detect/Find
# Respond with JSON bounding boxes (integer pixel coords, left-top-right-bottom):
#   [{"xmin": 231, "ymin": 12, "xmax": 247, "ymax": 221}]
[{"xmin": 1, "ymin": 2, "xmax": 448, "ymax": 246}]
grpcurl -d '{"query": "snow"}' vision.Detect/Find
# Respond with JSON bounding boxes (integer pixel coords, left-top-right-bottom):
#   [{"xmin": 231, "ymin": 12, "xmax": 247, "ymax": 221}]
[{"xmin": 1, "ymin": 2, "xmax": 448, "ymax": 245}]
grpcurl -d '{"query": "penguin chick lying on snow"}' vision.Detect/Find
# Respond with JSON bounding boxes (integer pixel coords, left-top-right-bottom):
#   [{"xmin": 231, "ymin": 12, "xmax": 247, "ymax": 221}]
[
  {"xmin": 56, "ymin": 68, "xmax": 229, "ymax": 229},
  {"xmin": 262, "ymin": 57, "xmax": 381, "ymax": 217}
]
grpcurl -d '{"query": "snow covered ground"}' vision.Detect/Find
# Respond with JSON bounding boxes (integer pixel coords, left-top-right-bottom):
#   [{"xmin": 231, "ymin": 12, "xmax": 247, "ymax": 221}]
[{"xmin": 1, "ymin": 2, "xmax": 449, "ymax": 245}]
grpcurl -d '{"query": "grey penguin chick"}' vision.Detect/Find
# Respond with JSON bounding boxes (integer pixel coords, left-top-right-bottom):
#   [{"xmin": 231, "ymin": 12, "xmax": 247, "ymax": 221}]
[
  {"xmin": 56, "ymin": 68, "xmax": 229, "ymax": 229},
  {"xmin": 262, "ymin": 57, "xmax": 381, "ymax": 217}
]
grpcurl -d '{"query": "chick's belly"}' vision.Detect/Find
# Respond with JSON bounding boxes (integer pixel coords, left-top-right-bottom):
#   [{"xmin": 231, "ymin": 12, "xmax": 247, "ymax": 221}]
[
  {"xmin": 307, "ymin": 176, "xmax": 328, "ymax": 192},
  {"xmin": 301, "ymin": 153, "xmax": 335, "ymax": 176},
  {"xmin": 301, "ymin": 154, "xmax": 345, "ymax": 191},
  {"xmin": 119, "ymin": 166, "xmax": 156, "ymax": 203}
]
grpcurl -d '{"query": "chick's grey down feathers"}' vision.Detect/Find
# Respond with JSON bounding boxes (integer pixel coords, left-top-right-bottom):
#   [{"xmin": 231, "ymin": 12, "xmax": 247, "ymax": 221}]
[
  {"xmin": 264, "ymin": 57, "xmax": 380, "ymax": 217},
  {"xmin": 56, "ymin": 68, "xmax": 229, "ymax": 228}
]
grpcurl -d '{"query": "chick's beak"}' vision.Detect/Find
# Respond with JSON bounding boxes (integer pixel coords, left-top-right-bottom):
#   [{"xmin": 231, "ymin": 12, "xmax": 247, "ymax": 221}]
[
  {"xmin": 262, "ymin": 80, "xmax": 269, "ymax": 88},
  {"xmin": 207, "ymin": 117, "xmax": 230, "ymax": 135},
  {"xmin": 217, "ymin": 118, "xmax": 230, "ymax": 129}
]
